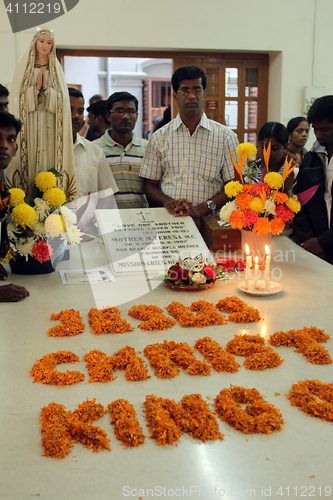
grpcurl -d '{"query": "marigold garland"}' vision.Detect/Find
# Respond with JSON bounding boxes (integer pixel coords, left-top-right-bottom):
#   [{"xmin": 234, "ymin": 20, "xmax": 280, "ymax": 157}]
[
  {"xmin": 89, "ymin": 307, "xmax": 134, "ymax": 335},
  {"xmin": 214, "ymin": 385, "xmax": 284, "ymax": 434},
  {"xmin": 194, "ymin": 337, "xmax": 240, "ymax": 373},
  {"xmin": 144, "ymin": 395, "xmax": 183, "ymax": 445},
  {"xmin": 40, "ymin": 400, "xmax": 110, "ymax": 458},
  {"xmin": 48, "ymin": 309, "xmax": 85, "ymax": 337},
  {"xmin": 83, "ymin": 349, "xmax": 116, "ymax": 383},
  {"xmin": 30, "ymin": 351, "xmax": 85, "ymax": 386},
  {"xmin": 286, "ymin": 380, "xmax": 333, "ymax": 422},
  {"xmin": 269, "ymin": 327, "xmax": 332, "ymax": 364},
  {"xmin": 180, "ymin": 394, "xmax": 223, "ymax": 442},
  {"xmin": 108, "ymin": 399, "xmax": 145, "ymax": 447}
]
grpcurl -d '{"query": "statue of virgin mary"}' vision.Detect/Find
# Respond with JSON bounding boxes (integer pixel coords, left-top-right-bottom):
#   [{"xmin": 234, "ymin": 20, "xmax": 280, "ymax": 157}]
[{"xmin": 7, "ymin": 28, "xmax": 76, "ymax": 199}]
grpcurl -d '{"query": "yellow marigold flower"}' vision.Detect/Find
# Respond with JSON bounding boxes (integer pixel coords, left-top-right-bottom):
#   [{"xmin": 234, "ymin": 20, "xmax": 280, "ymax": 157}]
[
  {"xmin": 45, "ymin": 213, "xmax": 66, "ymax": 238},
  {"xmin": 11, "ymin": 203, "xmax": 37, "ymax": 229},
  {"xmin": 225, "ymin": 181, "xmax": 243, "ymax": 198},
  {"xmin": 237, "ymin": 142, "xmax": 258, "ymax": 159},
  {"xmin": 253, "ymin": 217, "xmax": 271, "ymax": 236},
  {"xmin": 43, "ymin": 187, "xmax": 66, "ymax": 207},
  {"xmin": 264, "ymin": 172, "xmax": 283, "ymax": 190},
  {"xmin": 286, "ymin": 197, "xmax": 301, "ymax": 213},
  {"xmin": 249, "ymin": 197, "xmax": 265, "ymax": 214},
  {"xmin": 9, "ymin": 188, "xmax": 25, "ymax": 206},
  {"xmin": 35, "ymin": 171, "xmax": 57, "ymax": 192}
]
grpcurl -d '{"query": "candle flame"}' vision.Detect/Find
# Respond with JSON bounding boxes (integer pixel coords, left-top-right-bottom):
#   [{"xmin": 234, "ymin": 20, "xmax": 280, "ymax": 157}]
[
  {"xmin": 265, "ymin": 244, "xmax": 270, "ymax": 255},
  {"xmin": 245, "ymin": 243, "xmax": 249, "ymax": 255},
  {"xmin": 255, "ymin": 256, "xmax": 259, "ymax": 264}
]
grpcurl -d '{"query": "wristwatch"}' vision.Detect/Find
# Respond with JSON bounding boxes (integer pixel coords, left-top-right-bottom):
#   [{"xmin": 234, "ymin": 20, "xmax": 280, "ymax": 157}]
[{"xmin": 206, "ymin": 199, "xmax": 217, "ymax": 212}]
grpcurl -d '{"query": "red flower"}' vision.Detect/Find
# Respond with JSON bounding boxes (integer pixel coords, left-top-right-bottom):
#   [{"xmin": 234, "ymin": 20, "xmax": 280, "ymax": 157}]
[
  {"xmin": 220, "ymin": 259, "xmax": 236, "ymax": 271},
  {"xmin": 235, "ymin": 259, "xmax": 245, "ymax": 271},
  {"xmin": 204, "ymin": 265, "xmax": 216, "ymax": 280},
  {"xmin": 32, "ymin": 239, "xmax": 53, "ymax": 263},
  {"xmin": 168, "ymin": 263, "xmax": 189, "ymax": 282}
]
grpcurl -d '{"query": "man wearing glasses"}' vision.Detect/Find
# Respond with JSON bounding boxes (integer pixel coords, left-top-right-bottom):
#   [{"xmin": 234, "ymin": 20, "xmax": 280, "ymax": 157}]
[
  {"xmin": 94, "ymin": 91, "xmax": 149, "ymax": 208},
  {"xmin": 140, "ymin": 66, "xmax": 238, "ymax": 219}
]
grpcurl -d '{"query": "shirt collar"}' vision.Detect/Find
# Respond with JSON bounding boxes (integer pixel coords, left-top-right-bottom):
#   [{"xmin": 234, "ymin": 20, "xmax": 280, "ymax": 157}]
[
  {"xmin": 105, "ymin": 130, "xmax": 139, "ymax": 148},
  {"xmin": 172, "ymin": 111, "xmax": 211, "ymax": 132},
  {"xmin": 73, "ymin": 133, "xmax": 88, "ymax": 150}
]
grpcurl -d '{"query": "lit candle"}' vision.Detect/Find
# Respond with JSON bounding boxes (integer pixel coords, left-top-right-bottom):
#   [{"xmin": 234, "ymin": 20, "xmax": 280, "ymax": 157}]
[
  {"xmin": 265, "ymin": 245, "xmax": 271, "ymax": 289},
  {"xmin": 245, "ymin": 243, "xmax": 251, "ymax": 290},
  {"xmin": 254, "ymin": 256, "xmax": 259, "ymax": 290}
]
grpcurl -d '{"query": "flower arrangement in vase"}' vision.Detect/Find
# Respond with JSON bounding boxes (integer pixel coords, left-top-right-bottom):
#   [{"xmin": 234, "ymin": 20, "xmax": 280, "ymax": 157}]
[
  {"xmin": 219, "ymin": 142, "xmax": 301, "ymax": 237},
  {"xmin": 2, "ymin": 171, "xmax": 82, "ymax": 268}
]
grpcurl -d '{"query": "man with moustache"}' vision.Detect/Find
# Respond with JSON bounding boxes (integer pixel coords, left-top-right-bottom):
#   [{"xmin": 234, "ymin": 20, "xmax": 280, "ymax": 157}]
[
  {"xmin": 94, "ymin": 91, "xmax": 148, "ymax": 208},
  {"xmin": 0, "ymin": 111, "xmax": 30, "ymax": 301},
  {"xmin": 68, "ymin": 88, "xmax": 118, "ymax": 231},
  {"xmin": 140, "ymin": 66, "xmax": 238, "ymax": 219},
  {"xmin": 293, "ymin": 95, "xmax": 333, "ymax": 264}
]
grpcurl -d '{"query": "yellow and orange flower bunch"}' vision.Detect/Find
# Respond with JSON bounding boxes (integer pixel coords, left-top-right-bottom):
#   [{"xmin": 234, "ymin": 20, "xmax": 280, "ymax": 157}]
[
  {"xmin": 220, "ymin": 142, "xmax": 301, "ymax": 236},
  {"xmin": 3, "ymin": 170, "xmax": 82, "ymax": 264}
]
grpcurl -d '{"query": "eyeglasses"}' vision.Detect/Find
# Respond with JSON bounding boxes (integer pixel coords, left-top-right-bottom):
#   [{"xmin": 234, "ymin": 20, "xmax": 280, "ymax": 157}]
[
  {"xmin": 177, "ymin": 88, "xmax": 204, "ymax": 97},
  {"xmin": 110, "ymin": 109, "xmax": 137, "ymax": 116}
]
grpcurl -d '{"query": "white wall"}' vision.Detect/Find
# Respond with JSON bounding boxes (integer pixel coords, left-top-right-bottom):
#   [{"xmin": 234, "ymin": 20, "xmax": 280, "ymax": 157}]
[{"xmin": 1, "ymin": 0, "xmax": 332, "ymax": 140}]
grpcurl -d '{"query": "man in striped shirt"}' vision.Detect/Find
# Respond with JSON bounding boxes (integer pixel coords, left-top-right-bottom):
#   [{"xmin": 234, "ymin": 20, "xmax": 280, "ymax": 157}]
[
  {"xmin": 94, "ymin": 92, "xmax": 148, "ymax": 208},
  {"xmin": 140, "ymin": 66, "xmax": 238, "ymax": 219}
]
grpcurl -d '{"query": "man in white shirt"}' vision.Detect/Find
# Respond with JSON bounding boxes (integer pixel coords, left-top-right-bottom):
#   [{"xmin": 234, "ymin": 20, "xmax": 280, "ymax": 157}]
[
  {"xmin": 68, "ymin": 88, "xmax": 118, "ymax": 232},
  {"xmin": 294, "ymin": 95, "xmax": 333, "ymax": 264}
]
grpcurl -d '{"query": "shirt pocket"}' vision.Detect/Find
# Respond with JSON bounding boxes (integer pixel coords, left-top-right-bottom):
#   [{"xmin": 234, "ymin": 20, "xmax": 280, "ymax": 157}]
[{"xmin": 196, "ymin": 152, "xmax": 221, "ymax": 183}]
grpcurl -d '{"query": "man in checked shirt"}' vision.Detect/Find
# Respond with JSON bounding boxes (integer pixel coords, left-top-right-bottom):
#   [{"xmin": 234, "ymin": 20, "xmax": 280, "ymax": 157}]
[{"xmin": 140, "ymin": 66, "xmax": 238, "ymax": 219}]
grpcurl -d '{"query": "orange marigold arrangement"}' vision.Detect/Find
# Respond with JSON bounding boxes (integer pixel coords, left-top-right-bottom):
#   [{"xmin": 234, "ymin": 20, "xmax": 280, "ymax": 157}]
[
  {"xmin": 30, "ymin": 351, "xmax": 85, "ymax": 386},
  {"xmin": 48, "ymin": 309, "xmax": 85, "ymax": 337},
  {"xmin": 83, "ymin": 349, "xmax": 116, "ymax": 383},
  {"xmin": 88, "ymin": 306, "xmax": 134, "ymax": 335},
  {"xmin": 215, "ymin": 295, "xmax": 261, "ymax": 324},
  {"xmin": 108, "ymin": 399, "xmax": 145, "ymax": 447},
  {"xmin": 226, "ymin": 334, "xmax": 283, "ymax": 371},
  {"xmin": 194, "ymin": 336, "xmax": 240, "ymax": 373},
  {"xmin": 214, "ymin": 385, "xmax": 284, "ymax": 434},
  {"xmin": 40, "ymin": 399, "xmax": 110, "ymax": 458},
  {"xmin": 286, "ymin": 379, "xmax": 333, "ymax": 422},
  {"xmin": 269, "ymin": 327, "xmax": 332, "ymax": 365},
  {"xmin": 144, "ymin": 395, "xmax": 183, "ymax": 446},
  {"xmin": 166, "ymin": 300, "xmax": 227, "ymax": 328},
  {"xmin": 111, "ymin": 346, "xmax": 151, "ymax": 381},
  {"xmin": 144, "ymin": 340, "xmax": 210, "ymax": 378},
  {"xmin": 180, "ymin": 394, "xmax": 224, "ymax": 442},
  {"xmin": 128, "ymin": 304, "xmax": 176, "ymax": 331}
]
